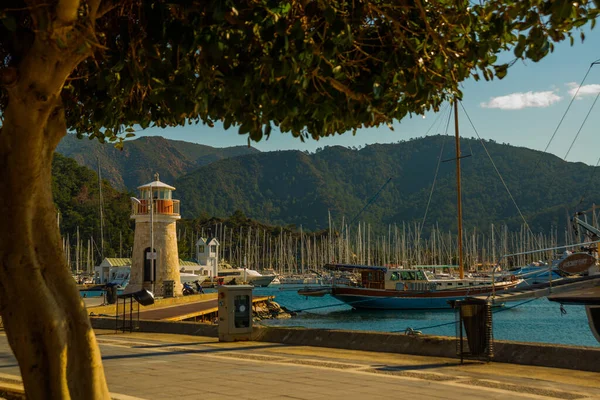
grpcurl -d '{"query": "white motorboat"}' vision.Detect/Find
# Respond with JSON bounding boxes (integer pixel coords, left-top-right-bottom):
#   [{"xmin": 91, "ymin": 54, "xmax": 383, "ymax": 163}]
[
  {"xmin": 203, "ymin": 268, "xmax": 276, "ymax": 287},
  {"xmin": 269, "ymin": 277, "xmax": 281, "ymax": 286},
  {"xmin": 276, "ymin": 275, "xmax": 325, "ymax": 290}
]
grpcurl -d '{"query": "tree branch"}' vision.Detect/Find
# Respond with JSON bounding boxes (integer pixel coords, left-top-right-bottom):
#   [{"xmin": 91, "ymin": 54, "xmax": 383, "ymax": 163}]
[
  {"xmin": 88, "ymin": 0, "xmax": 109, "ymax": 20},
  {"xmin": 55, "ymin": 0, "xmax": 80, "ymax": 25},
  {"xmin": 96, "ymin": 1, "xmax": 117, "ymax": 19},
  {"xmin": 320, "ymin": 76, "xmax": 366, "ymax": 102}
]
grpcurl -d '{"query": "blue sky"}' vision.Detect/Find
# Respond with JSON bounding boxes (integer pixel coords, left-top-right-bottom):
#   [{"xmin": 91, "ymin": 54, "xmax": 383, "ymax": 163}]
[{"xmin": 139, "ymin": 26, "xmax": 600, "ymax": 166}]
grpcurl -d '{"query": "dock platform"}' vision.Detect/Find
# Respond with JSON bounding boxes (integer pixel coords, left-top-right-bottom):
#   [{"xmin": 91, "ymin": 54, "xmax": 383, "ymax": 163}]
[
  {"xmin": 135, "ymin": 296, "xmax": 272, "ymax": 322},
  {"xmin": 548, "ymin": 286, "xmax": 600, "ymax": 305},
  {"xmin": 475, "ymin": 274, "xmax": 600, "ymax": 303}
]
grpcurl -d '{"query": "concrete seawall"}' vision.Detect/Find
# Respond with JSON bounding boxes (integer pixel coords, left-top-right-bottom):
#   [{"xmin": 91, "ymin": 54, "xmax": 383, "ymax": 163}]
[
  {"xmin": 90, "ymin": 317, "xmax": 600, "ymax": 372},
  {"xmin": 252, "ymin": 326, "xmax": 600, "ymax": 372}
]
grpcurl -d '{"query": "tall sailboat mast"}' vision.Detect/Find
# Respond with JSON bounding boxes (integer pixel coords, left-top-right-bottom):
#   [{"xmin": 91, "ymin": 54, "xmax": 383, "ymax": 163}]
[
  {"xmin": 97, "ymin": 156, "xmax": 105, "ymax": 260},
  {"xmin": 454, "ymin": 99, "xmax": 464, "ymax": 279}
]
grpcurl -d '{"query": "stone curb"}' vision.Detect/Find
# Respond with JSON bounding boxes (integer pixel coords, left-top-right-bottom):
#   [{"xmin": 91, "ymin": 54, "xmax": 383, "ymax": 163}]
[{"xmin": 0, "ymin": 373, "xmax": 146, "ymax": 400}]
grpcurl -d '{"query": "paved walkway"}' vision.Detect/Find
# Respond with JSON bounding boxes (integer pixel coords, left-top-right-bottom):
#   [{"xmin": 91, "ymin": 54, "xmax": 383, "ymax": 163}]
[{"xmin": 0, "ymin": 331, "xmax": 600, "ymax": 399}]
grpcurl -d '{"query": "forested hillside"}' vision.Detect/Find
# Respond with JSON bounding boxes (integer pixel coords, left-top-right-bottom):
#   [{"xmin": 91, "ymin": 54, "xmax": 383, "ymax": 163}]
[
  {"xmin": 56, "ymin": 134, "xmax": 259, "ymax": 190},
  {"xmin": 54, "ymin": 134, "xmax": 600, "ymax": 249},
  {"xmin": 52, "ymin": 153, "xmax": 133, "ymax": 262},
  {"xmin": 174, "ymin": 135, "xmax": 600, "ymax": 234}
]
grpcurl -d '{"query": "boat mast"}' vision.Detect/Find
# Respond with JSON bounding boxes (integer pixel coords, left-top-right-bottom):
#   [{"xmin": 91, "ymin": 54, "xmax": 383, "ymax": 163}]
[
  {"xmin": 97, "ymin": 156, "xmax": 105, "ymax": 260},
  {"xmin": 454, "ymin": 99, "xmax": 464, "ymax": 279}
]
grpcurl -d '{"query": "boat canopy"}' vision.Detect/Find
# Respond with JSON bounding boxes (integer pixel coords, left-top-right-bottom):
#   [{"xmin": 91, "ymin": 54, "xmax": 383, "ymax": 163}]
[{"xmin": 324, "ymin": 263, "xmax": 387, "ymax": 273}]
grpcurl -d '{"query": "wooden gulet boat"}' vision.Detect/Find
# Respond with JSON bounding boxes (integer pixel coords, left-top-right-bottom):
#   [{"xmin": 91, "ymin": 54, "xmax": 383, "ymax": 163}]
[
  {"xmin": 326, "ymin": 263, "xmax": 521, "ymax": 310},
  {"xmin": 326, "ymin": 99, "xmax": 522, "ymax": 310}
]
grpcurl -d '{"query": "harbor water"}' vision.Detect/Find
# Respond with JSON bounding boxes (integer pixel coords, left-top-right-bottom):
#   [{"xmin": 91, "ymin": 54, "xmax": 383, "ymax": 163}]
[{"xmin": 252, "ymin": 287, "xmax": 600, "ymax": 348}]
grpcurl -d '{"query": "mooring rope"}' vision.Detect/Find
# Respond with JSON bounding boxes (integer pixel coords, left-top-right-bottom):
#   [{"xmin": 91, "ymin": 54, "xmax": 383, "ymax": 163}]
[
  {"xmin": 563, "ymin": 90, "xmax": 600, "ymax": 161},
  {"xmin": 275, "ymin": 295, "xmax": 540, "ymax": 335},
  {"xmin": 419, "ymin": 107, "xmax": 453, "ymax": 239},
  {"xmin": 531, "ymin": 59, "xmax": 600, "ymax": 176}
]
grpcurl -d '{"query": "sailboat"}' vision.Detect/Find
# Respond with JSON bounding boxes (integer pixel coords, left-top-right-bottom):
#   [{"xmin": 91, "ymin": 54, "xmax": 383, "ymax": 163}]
[{"xmin": 328, "ymin": 100, "xmax": 522, "ymax": 310}]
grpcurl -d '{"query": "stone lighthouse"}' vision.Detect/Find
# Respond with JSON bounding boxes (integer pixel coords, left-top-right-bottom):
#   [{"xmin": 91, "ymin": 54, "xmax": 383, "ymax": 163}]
[{"xmin": 128, "ymin": 173, "xmax": 182, "ymax": 296}]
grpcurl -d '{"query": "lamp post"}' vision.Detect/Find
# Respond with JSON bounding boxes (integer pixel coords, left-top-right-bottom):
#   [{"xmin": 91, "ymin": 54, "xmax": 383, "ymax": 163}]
[{"xmin": 131, "ymin": 193, "xmax": 155, "ymax": 294}]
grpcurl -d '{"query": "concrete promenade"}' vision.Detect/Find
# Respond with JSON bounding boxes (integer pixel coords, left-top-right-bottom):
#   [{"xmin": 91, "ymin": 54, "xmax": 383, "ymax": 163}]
[{"xmin": 1, "ymin": 331, "xmax": 600, "ymax": 399}]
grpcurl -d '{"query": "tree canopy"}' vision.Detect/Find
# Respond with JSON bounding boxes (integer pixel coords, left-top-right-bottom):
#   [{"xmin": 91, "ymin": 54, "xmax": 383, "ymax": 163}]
[
  {"xmin": 0, "ymin": 1, "xmax": 599, "ymax": 398},
  {"xmin": 2, "ymin": 1, "xmax": 598, "ymax": 142}
]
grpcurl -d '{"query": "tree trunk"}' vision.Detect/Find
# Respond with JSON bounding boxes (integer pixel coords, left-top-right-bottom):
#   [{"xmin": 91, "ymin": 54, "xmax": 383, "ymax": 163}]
[{"xmin": 0, "ymin": 36, "xmax": 110, "ymax": 399}]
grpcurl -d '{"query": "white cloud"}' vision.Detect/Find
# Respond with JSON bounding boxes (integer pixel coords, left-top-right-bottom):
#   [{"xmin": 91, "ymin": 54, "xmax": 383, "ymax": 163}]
[
  {"xmin": 566, "ymin": 82, "xmax": 600, "ymax": 98},
  {"xmin": 480, "ymin": 91, "xmax": 562, "ymax": 110}
]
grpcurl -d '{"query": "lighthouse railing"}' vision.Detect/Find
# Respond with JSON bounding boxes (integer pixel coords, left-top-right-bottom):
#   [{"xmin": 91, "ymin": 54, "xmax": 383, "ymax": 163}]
[{"xmin": 131, "ymin": 199, "xmax": 180, "ymax": 216}]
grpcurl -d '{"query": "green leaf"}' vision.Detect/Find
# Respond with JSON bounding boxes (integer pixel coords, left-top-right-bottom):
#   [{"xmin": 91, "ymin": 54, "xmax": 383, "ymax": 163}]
[
  {"xmin": 112, "ymin": 62, "xmax": 125, "ymax": 72},
  {"xmin": 324, "ymin": 7, "xmax": 336, "ymax": 24},
  {"xmin": 373, "ymin": 82, "xmax": 383, "ymax": 99},
  {"xmin": 494, "ymin": 64, "xmax": 508, "ymax": 79},
  {"xmin": 223, "ymin": 117, "xmax": 233, "ymax": 130},
  {"xmin": 433, "ymin": 55, "xmax": 444, "ymax": 71},
  {"xmin": 239, "ymin": 123, "xmax": 251, "ymax": 135},
  {"xmin": 1, "ymin": 17, "xmax": 16, "ymax": 32}
]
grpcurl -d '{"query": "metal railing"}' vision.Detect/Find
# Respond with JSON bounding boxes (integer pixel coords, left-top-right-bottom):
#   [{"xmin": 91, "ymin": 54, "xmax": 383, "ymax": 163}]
[{"xmin": 131, "ymin": 199, "xmax": 180, "ymax": 216}]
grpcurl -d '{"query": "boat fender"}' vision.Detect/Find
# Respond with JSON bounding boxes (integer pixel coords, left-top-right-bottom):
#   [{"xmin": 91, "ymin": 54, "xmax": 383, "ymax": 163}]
[{"xmin": 404, "ymin": 327, "xmax": 422, "ymax": 336}]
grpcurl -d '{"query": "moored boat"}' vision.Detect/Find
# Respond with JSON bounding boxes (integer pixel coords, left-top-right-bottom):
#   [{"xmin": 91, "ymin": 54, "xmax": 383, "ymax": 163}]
[
  {"xmin": 201, "ymin": 267, "xmax": 276, "ymax": 287},
  {"xmin": 326, "ymin": 263, "xmax": 521, "ymax": 310},
  {"xmin": 179, "ymin": 273, "xmax": 208, "ymax": 285},
  {"xmin": 508, "ymin": 250, "xmax": 597, "ymax": 287},
  {"xmin": 276, "ymin": 275, "xmax": 325, "ymax": 290}
]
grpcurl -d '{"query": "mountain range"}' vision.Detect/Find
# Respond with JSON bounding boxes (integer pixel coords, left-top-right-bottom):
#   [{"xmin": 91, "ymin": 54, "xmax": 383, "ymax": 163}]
[
  {"xmin": 56, "ymin": 134, "xmax": 600, "ymax": 234},
  {"xmin": 174, "ymin": 135, "xmax": 600, "ymax": 233},
  {"xmin": 56, "ymin": 134, "xmax": 260, "ymax": 190}
]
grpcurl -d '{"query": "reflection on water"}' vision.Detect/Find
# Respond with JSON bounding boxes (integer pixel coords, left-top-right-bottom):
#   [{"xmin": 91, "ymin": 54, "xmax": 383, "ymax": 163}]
[
  {"xmin": 315, "ymin": 308, "xmax": 454, "ymax": 322},
  {"xmin": 254, "ymin": 287, "xmax": 599, "ymax": 347}
]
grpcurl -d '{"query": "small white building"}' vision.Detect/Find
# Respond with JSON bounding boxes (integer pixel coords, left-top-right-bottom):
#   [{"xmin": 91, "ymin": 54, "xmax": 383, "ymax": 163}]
[
  {"xmin": 196, "ymin": 237, "xmax": 219, "ymax": 278},
  {"xmin": 94, "ymin": 258, "xmax": 132, "ymax": 285},
  {"xmin": 95, "ymin": 257, "xmax": 205, "ymax": 286}
]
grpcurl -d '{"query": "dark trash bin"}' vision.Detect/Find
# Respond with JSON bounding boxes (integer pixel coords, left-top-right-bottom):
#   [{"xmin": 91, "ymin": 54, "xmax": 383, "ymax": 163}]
[
  {"xmin": 451, "ymin": 298, "xmax": 493, "ymax": 362},
  {"xmin": 461, "ymin": 303, "xmax": 488, "ymax": 355},
  {"xmin": 105, "ymin": 283, "xmax": 118, "ymax": 305}
]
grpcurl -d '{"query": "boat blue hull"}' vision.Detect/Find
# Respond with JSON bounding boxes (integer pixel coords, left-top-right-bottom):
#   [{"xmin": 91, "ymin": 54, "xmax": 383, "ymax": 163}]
[{"xmin": 332, "ymin": 293, "xmax": 476, "ymax": 310}]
